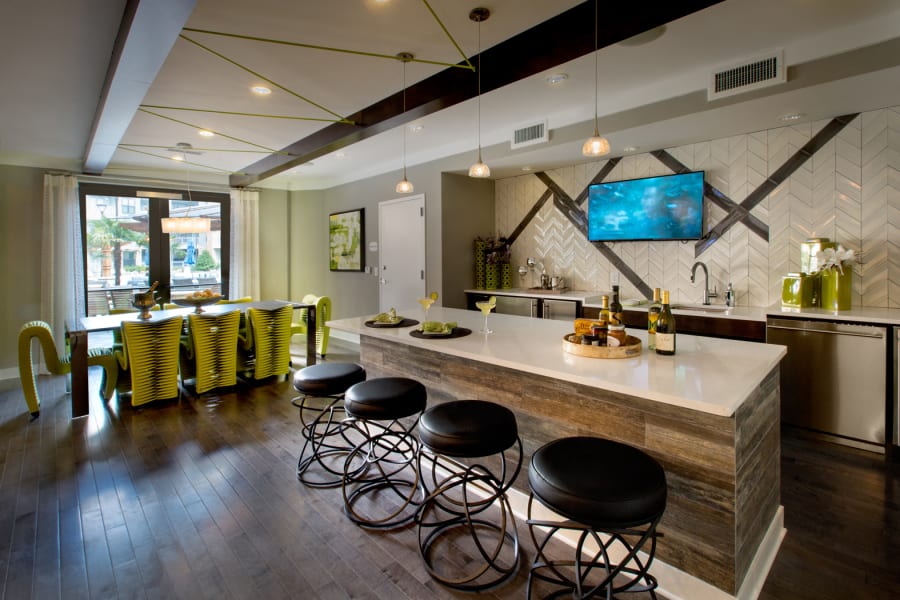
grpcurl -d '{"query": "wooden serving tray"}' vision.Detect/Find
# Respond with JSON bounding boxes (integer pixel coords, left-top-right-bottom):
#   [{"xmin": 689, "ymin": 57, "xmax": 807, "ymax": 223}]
[{"xmin": 562, "ymin": 333, "xmax": 642, "ymax": 358}]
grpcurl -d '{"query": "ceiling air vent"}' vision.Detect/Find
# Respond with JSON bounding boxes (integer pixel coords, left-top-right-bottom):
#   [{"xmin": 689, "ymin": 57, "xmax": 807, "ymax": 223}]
[
  {"xmin": 708, "ymin": 50, "xmax": 785, "ymax": 101},
  {"xmin": 511, "ymin": 120, "xmax": 549, "ymax": 149}
]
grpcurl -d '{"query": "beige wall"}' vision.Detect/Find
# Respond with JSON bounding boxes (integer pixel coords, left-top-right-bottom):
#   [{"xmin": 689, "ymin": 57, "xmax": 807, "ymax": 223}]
[
  {"xmin": 440, "ymin": 173, "xmax": 494, "ymax": 309},
  {"xmin": 260, "ymin": 156, "xmax": 495, "ymax": 321},
  {"xmin": 0, "ymin": 165, "xmax": 44, "ymax": 374}
]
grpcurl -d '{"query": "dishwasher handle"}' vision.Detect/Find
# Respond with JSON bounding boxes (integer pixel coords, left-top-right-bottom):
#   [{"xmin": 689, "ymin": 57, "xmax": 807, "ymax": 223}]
[{"xmin": 767, "ymin": 323, "xmax": 885, "ymax": 339}]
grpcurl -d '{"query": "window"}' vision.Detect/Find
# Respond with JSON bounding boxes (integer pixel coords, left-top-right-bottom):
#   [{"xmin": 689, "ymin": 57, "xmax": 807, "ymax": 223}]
[{"xmin": 80, "ymin": 183, "xmax": 230, "ymax": 315}]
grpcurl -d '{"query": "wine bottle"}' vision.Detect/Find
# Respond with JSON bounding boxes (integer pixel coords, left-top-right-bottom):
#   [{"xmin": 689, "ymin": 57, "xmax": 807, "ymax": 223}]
[
  {"xmin": 610, "ymin": 285, "xmax": 623, "ymax": 326},
  {"xmin": 648, "ymin": 287, "xmax": 661, "ymax": 350},
  {"xmin": 655, "ymin": 290, "xmax": 676, "ymax": 355},
  {"xmin": 595, "ymin": 295, "xmax": 610, "ymax": 345}
]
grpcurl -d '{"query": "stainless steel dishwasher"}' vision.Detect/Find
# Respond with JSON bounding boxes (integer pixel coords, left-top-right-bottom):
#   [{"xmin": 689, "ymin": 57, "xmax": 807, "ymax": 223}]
[{"xmin": 767, "ymin": 317, "xmax": 887, "ymax": 448}]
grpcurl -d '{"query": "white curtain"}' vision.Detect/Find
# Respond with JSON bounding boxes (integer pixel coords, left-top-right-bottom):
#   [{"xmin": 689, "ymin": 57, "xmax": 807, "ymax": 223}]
[
  {"xmin": 41, "ymin": 174, "xmax": 85, "ymax": 354},
  {"xmin": 229, "ymin": 188, "xmax": 260, "ymax": 300}
]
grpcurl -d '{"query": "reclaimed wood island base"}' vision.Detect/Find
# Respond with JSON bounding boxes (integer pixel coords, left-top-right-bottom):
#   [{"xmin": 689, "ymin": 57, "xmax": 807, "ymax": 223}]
[{"xmin": 329, "ymin": 307, "xmax": 786, "ymax": 599}]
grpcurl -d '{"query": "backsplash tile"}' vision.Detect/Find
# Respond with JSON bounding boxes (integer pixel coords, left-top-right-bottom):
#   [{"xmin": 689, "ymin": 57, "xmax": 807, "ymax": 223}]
[{"xmin": 496, "ymin": 107, "xmax": 900, "ymax": 308}]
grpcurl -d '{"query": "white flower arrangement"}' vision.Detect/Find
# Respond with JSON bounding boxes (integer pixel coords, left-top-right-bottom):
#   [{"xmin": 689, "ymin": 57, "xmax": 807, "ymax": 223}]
[{"xmin": 816, "ymin": 245, "xmax": 856, "ymax": 275}]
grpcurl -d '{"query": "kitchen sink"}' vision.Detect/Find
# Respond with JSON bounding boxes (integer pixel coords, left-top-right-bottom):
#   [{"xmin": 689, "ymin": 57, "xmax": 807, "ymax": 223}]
[{"xmin": 670, "ymin": 304, "xmax": 731, "ymax": 313}]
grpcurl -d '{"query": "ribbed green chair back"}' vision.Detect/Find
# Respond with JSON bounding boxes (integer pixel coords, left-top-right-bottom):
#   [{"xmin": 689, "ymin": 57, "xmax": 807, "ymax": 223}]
[
  {"xmin": 17, "ymin": 320, "xmax": 118, "ymax": 417},
  {"xmin": 291, "ymin": 294, "xmax": 331, "ymax": 358},
  {"xmin": 117, "ymin": 316, "xmax": 183, "ymax": 406},
  {"xmin": 186, "ymin": 310, "xmax": 240, "ymax": 394},
  {"xmin": 243, "ymin": 305, "xmax": 293, "ymax": 380}
]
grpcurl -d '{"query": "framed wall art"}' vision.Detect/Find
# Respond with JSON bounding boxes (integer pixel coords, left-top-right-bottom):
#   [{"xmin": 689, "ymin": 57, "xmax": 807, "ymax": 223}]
[{"xmin": 329, "ymin": 208, "xmax": 365, "ymax": 271}]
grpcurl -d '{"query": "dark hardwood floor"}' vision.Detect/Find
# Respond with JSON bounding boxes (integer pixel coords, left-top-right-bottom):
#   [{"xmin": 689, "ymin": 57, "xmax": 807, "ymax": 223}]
[{"xmin": 1, "ymin": 338, "xmax": 898, "ymax": 599}]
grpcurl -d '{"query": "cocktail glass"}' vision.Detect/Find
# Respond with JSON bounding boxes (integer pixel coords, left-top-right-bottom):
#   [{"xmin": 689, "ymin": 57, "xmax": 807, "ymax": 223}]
[
  {"xmin": 417, "ymin": 297, "xmax": 435, "ymax": 324},
  {"xmin": 475, "ymin": 299, "xmax": 494, "ymax": 334}
]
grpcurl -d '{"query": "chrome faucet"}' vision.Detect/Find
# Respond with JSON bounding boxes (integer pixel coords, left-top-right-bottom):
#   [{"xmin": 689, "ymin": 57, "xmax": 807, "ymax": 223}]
[{"xmin": 690, "ymin": 261, "xmax": 718, "ymax": 305}]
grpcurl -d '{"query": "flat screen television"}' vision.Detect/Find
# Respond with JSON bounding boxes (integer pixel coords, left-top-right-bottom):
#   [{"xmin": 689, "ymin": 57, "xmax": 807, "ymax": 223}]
[{"xmin": 587, "ymin": 171, "xmax": 705, "ymax": 241}]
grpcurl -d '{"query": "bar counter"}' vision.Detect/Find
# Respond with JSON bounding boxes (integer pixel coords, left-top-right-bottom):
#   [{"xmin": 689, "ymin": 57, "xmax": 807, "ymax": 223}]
[{"xmin": 328, "ymin": 307, "xmax": 786, "ymax": 599}]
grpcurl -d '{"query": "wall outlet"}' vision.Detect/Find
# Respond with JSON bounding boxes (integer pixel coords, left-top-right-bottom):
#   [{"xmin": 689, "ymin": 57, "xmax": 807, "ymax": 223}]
[{"xmin": 610, "ymin": 271, "xmax": 619, "ymax": 286}]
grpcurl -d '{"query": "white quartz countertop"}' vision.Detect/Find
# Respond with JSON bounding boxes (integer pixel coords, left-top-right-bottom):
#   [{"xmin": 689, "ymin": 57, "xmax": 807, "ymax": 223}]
[
  {"xmin": 465, "ymin": 287, "xmax": 602, "ymax": 303},
  {"xmin": 614, "ymin": 302, "xmax": 768, "ymax": 322},
  {"xmin": 328, "ymin": 306, "xmax": 786, "ymax": 418}
]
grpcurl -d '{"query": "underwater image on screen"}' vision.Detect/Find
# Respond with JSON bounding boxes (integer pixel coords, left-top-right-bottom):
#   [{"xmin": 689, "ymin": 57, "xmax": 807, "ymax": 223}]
[{"xmin": 588, "ymin": 171, "xmax": 704, "ymax": 241}]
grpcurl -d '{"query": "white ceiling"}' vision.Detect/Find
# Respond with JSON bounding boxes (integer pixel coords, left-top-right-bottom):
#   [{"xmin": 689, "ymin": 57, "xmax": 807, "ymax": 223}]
[{"xmin": 2, "ymin": 0, "xmax": 900, "ymax": 192}]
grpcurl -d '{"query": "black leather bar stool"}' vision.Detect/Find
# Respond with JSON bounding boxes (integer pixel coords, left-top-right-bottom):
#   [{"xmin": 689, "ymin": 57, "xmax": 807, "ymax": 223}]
[
  {"xmin": 341, "ymin": 377, "xmax": 427, "ymax": 528},
  {"xmin": 526, "ymin": 436, "xmax": 667, "ymax": 599},
  {"xmin": 292, "ymin": 362, "xmax": 366, "ymax": 488},
  {"xmin": 416, "ymin": 400, "xmax": 522, "ymax": 591}
]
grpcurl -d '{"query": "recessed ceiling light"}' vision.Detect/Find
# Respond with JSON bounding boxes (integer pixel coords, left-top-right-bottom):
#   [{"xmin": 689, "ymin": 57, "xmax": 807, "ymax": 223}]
[
  {"xmin": 251, "ymin": 85, "xmax": 271, "ymax": 96},
  {"xmin": 521, "ymin": 166, "xmax": 533, "ymax": 171},
  {"xmin": 623, "ymin": 146, "xmax": 640, "ymax": 152},
  {"xmin": 409, "ymin": 124, "xmax": 424, "ymax": 133},
  {"xmin": 198, "ymin": 129, "xmax": 214, "ymax": 137},
  {"xmin": 335, "ymin": 152, "xmax": 346, "ymax": 159},
  {"xmin": 545, "ymin": 73, "xmax": 568, "ymax": 85},
  {"xmin": 172, "ymin": 155, "xmax": 184, "ymax": 162},
  {"xmin": 778, "ymin": 113, "xmax": 805, "ymax": 122}
]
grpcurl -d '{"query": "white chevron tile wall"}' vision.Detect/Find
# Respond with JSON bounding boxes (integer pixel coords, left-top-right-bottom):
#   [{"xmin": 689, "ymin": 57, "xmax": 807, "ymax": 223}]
[{"xmin": 497, "ymin": 106, "xmax": 900, "ymax": 308}]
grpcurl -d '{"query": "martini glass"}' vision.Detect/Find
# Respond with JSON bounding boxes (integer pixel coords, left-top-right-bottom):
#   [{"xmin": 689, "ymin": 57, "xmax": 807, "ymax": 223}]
[
  {"xmin": 417, "ymin": 296, "xmax": 435, "ymax": 325},
  {"xmin": 475, "ymin": 298, "xmax": 496, "ymax": 334}
]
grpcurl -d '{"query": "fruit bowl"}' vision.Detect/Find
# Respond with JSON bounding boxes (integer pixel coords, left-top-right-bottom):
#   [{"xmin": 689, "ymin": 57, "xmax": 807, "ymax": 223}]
[{"xmin": 171, "ymin": 294, "xmax": 223, "ymax": 313}]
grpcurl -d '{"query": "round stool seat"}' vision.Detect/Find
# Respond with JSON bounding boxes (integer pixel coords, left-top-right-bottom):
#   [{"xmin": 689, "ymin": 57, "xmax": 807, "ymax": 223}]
[
  {"xmin": 419, "ymin": 400, "xmax": 517, "ymax": 458},
  {"xmin": 293, "ymin": 362, "xmax": 365, "ymax": 397},
  {"xmin": 529, "ymin": 436, "xmax": 667, "ymax": 529},
  {"xmin": 345, "ymin": 377, "xmax": 426, "ymax": 421}
]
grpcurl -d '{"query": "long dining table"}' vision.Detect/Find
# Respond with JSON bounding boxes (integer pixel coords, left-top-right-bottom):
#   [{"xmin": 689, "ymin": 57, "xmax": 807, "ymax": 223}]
[{"xmin": 67, "ymin": 299, "xmax": 315, "ymax": 418}]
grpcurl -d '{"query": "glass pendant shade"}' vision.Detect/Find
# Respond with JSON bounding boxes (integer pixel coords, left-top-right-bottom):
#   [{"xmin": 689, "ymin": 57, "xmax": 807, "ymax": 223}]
[
  {"xmin": 395, "ymin": 174, "xmax": 414, "ymax": 193},
  {"xmin": 582, "ymin": 127, "xmax": 610, "ymax": 157},
  {"xmin": 160, "ymin": 216, "xmax": 211, "ymax": 234},
  {"xmin": 468, "ymin": 153, "xmax": 491, "ymax": 178}
]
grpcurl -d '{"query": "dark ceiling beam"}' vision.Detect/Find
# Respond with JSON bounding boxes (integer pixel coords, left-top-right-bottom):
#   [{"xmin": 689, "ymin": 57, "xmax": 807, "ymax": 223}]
[{"xmin": 229, "ymin": 0, "xmax": 723, "ymax": 188}]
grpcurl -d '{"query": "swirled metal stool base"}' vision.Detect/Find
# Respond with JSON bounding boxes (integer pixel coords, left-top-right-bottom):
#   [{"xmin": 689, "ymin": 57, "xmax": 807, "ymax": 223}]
[
  {"xmin": 526, "ymin": 494, "xmax": 663, "ymax": 600},
  {"xmin": 293, "ymin": 394, "xmax": 356, "ymax": 488},
  {"xmin": 342, "ymin": 418, "xmax": 424, "ymax": 529},
  {"xmin": 416, "ymin": 438, "xmax": 522, "ymax": 591}
]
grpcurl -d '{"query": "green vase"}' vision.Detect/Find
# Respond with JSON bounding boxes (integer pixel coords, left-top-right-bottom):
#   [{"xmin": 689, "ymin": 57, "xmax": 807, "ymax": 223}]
[
  {"xmin": 474, "ymin": 240, "xmax": 487, "ymax": 289},
  {"xmin": 500, "ymin": 263, "xmax": 512, "ymax": 289},
  {"xmin": 819, "ymin": 268, "xmax": 852, "ymax": 311},
  {"xmin": 484, "ymin": 263, "xmax": 498, "ymax": 290}
]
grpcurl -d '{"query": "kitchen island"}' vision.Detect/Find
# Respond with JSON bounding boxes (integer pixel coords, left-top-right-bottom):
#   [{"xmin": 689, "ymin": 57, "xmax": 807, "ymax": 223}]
[{"xmin": 328, "ymin": 307, "xmax": 786, "ymax": 599}]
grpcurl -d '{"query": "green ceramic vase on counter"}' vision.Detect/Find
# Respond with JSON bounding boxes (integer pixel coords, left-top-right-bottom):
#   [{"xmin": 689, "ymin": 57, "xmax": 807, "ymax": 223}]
[{"xmin": 819, "ymin": 268, "xmax": 852, "ymax": 311}]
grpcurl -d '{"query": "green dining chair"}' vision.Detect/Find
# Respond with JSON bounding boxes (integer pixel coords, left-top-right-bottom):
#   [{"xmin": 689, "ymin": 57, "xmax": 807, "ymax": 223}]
[
  {"xmin": 17, "ymin": 320, "xmax": 118, "ymax": 418},
  {"xmin": 290, "ymin": 294, "xmax": 331, "ymax": 358},
  {"xmin": 115, "ymin": 316, "xmax": 184, "ymax": 407},
  {"xmin": 180, "ymin": 310, "xmax": 241, "ymax": 394},
  {"xmin": 238, "ymin": 304, "xmax": 293, "ymax": 380}
]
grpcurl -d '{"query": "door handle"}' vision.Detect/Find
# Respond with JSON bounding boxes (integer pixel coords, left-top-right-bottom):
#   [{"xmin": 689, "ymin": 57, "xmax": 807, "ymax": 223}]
[{"xmin": 379, "ymin": 278, "xmax": 387, "ymax": 285}]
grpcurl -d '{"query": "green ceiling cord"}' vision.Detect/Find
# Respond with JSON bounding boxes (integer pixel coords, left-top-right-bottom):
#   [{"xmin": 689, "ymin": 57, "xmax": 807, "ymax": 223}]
[
  {"xmin": 179, "ymin": 34, "xmax": 353, "ymax": 124},
  {"xmin": 181, "ymin": 25, "xmax": 475, "ymax": 72},
  {"xmin": 119, "ymin": 143, "xmax": 288, "ymax": 155},
  {"xmin": 138, "ymin": 107, "xmax": 279, "ymax": 152},
  {"xmin": 140, "ymin": 104, "xmax": 345, "ymax": 124},
  {"xmin": 117, "ymin": 146, "xmax": 243, "ymax": 174},
  {"xmin": 419, "ymin": 0, "xmax": 474, "ymax": 70}
]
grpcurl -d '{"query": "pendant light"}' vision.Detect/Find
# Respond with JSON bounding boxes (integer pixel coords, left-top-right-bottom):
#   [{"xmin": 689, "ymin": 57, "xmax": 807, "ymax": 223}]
[
  {"xmin": 395, "ymin": 52, "xmax": 414, "ymax": 194},
  {"xmin": 468, "ymin": 7, "xmax": 490, "ymax": 178},
  {"xmin": 582, "ymin": 0, "xmax": 610, "ymax": 157},
  {"xmin": 161, "ymin": 148, "xmax": 211, "ymax": 233}
]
